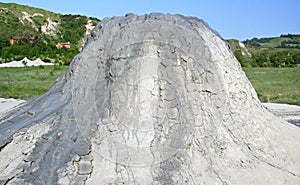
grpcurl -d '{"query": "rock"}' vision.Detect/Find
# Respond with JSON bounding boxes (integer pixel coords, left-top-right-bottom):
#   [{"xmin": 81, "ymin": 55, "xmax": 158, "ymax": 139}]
[{"xmin": 0, "ymin": 13, "xmax": 299, "ymax": 184}]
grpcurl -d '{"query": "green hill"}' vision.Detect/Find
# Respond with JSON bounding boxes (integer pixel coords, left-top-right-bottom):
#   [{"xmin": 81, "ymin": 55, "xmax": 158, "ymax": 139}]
[
  {"xmin": 227, "ymin": 35, "xmax": 300, "ymax": 67},
  {"xmin": 0, "ymin": 2, "xmax": 99, "ymax": 64},
  {"xmin": 243, "ymin": 34, "xmax": 300, "ymax": 49}
]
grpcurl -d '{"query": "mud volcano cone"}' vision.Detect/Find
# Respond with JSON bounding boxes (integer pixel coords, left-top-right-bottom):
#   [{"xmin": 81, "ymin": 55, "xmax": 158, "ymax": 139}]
[{"xmin": 0, "ymin": 13, "xmax": 299, "ymax": 184}]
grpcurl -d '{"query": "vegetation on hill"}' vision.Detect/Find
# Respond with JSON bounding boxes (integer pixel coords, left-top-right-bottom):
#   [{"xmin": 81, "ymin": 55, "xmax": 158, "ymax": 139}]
[
  {"xmin": 243, "ymin": 34, "xmax": 300, "ymax": 49},
  {"xmin": 227, "ymin": 35, "xmax": 300, "ymax": 67},
  {"xmin": 0, "ymin": 2, "xmax": 99, "ymax": 65}
]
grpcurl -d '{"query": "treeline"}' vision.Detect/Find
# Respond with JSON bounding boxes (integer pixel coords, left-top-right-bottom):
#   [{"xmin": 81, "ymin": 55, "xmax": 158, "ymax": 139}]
[
  {"xmin": 244, "ymin": 37, "xmax": 273, "ymax": 45},
  {"xmin": 280, "ymin": 34, "xmax": 300, "ymax": 39},
  {"xmin": 235, "ymin": 49, "xmax": 300, "ymax": 67},
  {"xmin": 279, "ymin": 40, "xmax": 300, "ymax": 49},
  {"xmin": 244, "ymin": 34, "xmax": 300, "ymax": 49}
]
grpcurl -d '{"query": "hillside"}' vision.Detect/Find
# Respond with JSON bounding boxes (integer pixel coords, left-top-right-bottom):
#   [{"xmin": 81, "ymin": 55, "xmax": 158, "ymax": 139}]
[
  {"xmin": 244, "ymin": 34, "xmax": 300, "ymax": 49},
  {"xmin": 0, "ymin": 2, "xmax": 99, "ymax": 64},
  {"xmin": 227, "ymin": 35, "xmax": 300, "ymax": 67}
]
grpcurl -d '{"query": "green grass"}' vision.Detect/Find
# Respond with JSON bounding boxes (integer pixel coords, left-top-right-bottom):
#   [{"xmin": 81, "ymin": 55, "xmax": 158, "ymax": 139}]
[
  {"xmin": 0, "ymin": 66, "xmax": 299, "ymax": 106},
  {"xmin": 0, "ymin": 66, "xmax": 69, "ymax": 100},
  {"xmin": 243, "ymin": 67, "xmax": 300, "ymax": 105}
]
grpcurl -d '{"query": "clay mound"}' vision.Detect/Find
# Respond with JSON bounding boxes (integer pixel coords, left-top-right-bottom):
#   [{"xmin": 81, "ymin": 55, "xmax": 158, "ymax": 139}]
[{"xmin": 0, "ymin": 13, "xmax": 299, "ymax": 184}]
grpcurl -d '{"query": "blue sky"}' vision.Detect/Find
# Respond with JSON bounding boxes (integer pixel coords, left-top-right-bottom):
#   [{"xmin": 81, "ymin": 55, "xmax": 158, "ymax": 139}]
[{"xmin": 1, "ymin": 0, "xmax": 299, "ymax": 40}]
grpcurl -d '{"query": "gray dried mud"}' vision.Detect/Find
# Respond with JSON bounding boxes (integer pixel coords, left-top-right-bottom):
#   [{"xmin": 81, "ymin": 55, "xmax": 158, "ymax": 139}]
[{"xmin": 0, "ymin": 13, "xmax": 299, "ymax": 184}]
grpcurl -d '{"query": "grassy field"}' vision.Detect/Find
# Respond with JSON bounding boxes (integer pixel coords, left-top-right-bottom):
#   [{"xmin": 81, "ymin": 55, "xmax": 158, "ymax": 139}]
[
  {"xmin": 0, "ymin": 66, "xmax": 299, "ymax": 105},
  {"xmin": 0, "ymin": 66, "xmax": 69, "ymax": 100},
  {"xmin": 243, "ymin": 67, "xmax": 300, "ymax": 105}
]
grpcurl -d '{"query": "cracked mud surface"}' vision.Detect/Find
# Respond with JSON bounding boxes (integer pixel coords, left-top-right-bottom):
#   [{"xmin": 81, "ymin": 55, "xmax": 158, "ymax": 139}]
[{"xmin": 0, "ymin": 13, "xmax": 300, "ymax": 184}]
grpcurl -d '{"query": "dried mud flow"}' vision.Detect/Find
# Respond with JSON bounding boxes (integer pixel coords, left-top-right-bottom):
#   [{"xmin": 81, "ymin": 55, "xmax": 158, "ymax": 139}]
[{"xmin": 0, "ymin": 13, "xmax": 299, "ymax": 184}]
